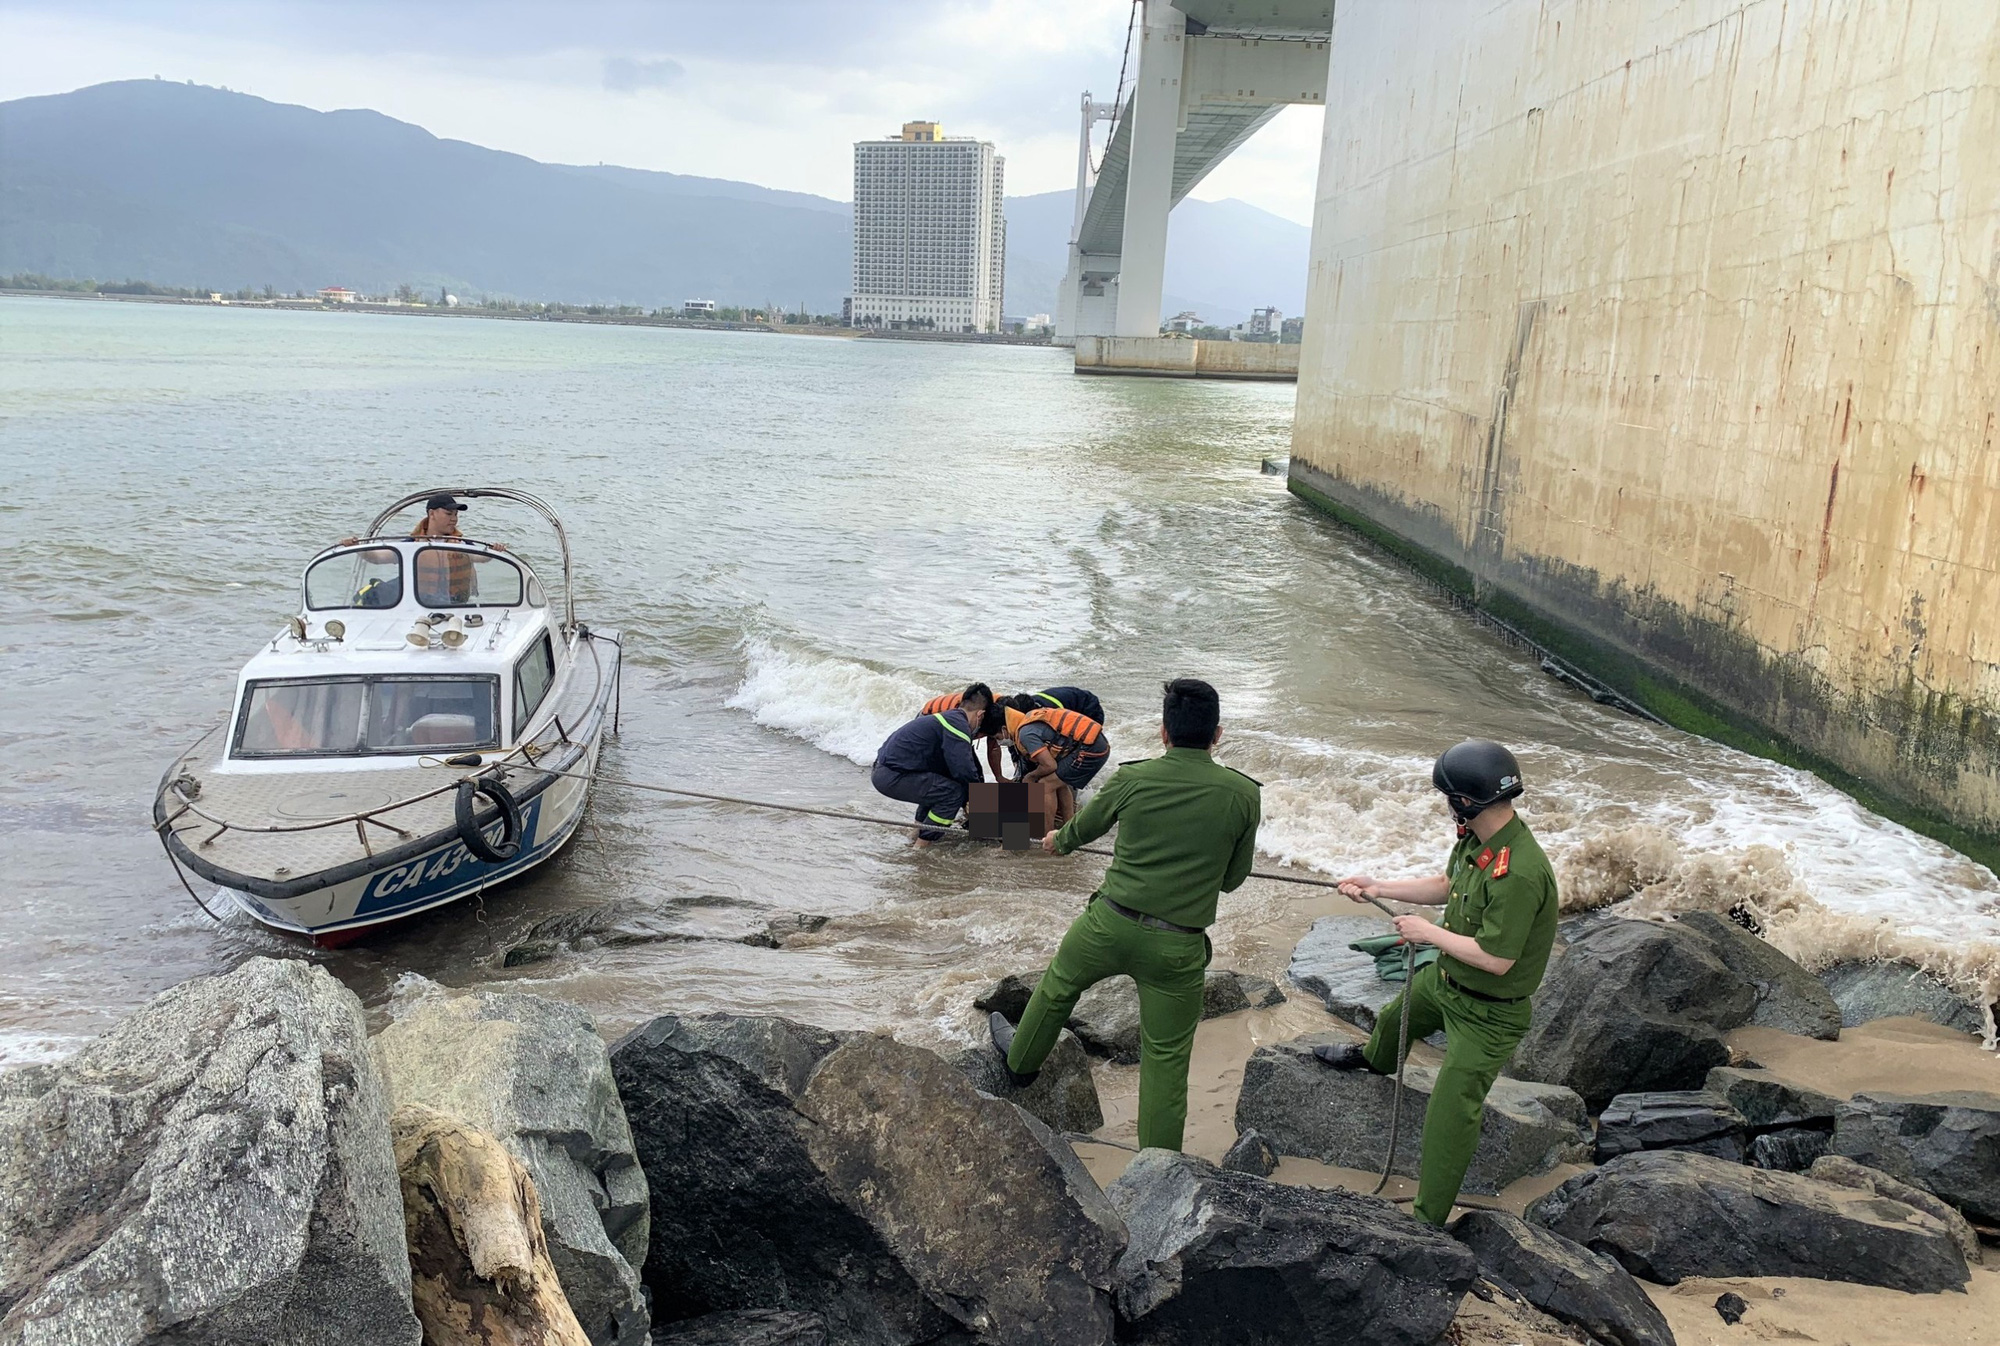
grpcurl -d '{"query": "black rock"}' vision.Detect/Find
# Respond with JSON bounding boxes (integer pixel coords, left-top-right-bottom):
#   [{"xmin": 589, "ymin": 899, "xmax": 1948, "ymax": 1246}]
[
  {"xmin": 949, "ymin": 1027, "xmax": 1104, "ymax": 1133},
  {"xmin": 1594, "ymin": 1090, "xmax": 1749, "ymax": 1164},
  {"xmin": 1234, "ymin": 1038, "xmax": 1592, "ymax": 1194},
  {"xmin": 1675, "ymin": 911, "xmax": 1841, "ymax": 1041},
  {"xmin": 1510, "ymin": 919, "xmax": 1758, "ymax": 1108},
  {"xmin": 1106, "ymin": 1149, "xmax": 1477, "ymax": 1346},
  {"xmin": 1830, "ymin": 1090, "xmax": 2000, "ymax": 1226},
  {"xmin": 1713, "ymin": 1292, "xmax": 1748, "ymax": 1325},
  {"xmin": 651, "ymin": 1309, "xmax": 828, "ymax": 1345},
  {"xmin": 1820, "ymin": 961, "xmax": 1985, "ymax": 1034},
  {"xmin": 1527, "ymin": 1149, "xmax": 1969, "ymax": 1292},
  {"xmin": 975, "ymin": 968, "xmax": 1286, "ymax": 1064},
  {"xmin": 1808, "ymin": 1154, "xmax": 1984, "ymax": 1267},
  {"xmin": 610, "ymin": 1014, "xmax": 1125, "ymax": 1346},
  {"xmin": 1702, "ymin": 1066, "xmax": 1838, "ymax": 1130},
  {"xmin": 1220, "ymin": 1128, "xmax": 1278, "ymax": 1177},
  {"xmin": 1285, "ymin": 915, "xmax": 1445, "ymax": 1046},
  {"xmin": 1749, "ymin": 1127, "xmax": 1832, "ymax": 1172},
  {"xmin": 973, "ymin": 973, "xmax": 1040, "ymax": 1021},
  {"xmin": 1449, "ymin": 1209, "xmax": 1675, "ymax": 1346}
]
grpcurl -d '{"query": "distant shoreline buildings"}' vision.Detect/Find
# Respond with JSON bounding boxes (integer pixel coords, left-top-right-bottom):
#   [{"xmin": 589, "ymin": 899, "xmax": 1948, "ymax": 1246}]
[{"xmin": 849, "ymin": 121, "xmax": 1006, "ymax": 334}]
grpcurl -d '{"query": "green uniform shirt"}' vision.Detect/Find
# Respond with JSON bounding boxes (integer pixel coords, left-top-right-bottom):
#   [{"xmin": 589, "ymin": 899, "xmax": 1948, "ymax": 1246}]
[
  {"xmin": 1437, "ymin": 814, "xmax": 1558, "ymax": 1000},
  {"xmin": 1051, "ymin": 747, "xmax": 1261, "ymax": 929}
]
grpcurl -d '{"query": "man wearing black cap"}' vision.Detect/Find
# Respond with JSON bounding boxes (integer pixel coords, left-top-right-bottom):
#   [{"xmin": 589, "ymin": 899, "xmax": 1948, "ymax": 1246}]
[
  {"xmin": 411, "ymin": 495, "xmax": 474, "ymax": 602},
  {"xmin": 1315, "ymin": 739, "xmax": 1559, "ymax": 1226}
]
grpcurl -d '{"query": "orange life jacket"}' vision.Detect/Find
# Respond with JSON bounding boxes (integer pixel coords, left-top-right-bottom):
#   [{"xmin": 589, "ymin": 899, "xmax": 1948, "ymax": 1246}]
[
  {"xmin": 921, "ymin": 692, "xmax": 964, "ymax": 716},
  {"xmin": 1003, "ymin": 706, "xmax": 1103, "ymax": 758}
]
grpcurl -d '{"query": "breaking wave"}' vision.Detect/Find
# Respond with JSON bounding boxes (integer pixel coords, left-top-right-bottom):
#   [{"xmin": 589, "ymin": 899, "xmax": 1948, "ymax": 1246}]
[{"xmin": 726, "ymin": 637, "xmax": 938, "ymax": 766}]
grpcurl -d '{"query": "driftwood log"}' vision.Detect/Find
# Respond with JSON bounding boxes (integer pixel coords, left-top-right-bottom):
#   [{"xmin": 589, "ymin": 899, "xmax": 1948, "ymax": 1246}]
[{"xmin": 392, "ymin": 1104, "xmax": 591, "ymax": 1346}]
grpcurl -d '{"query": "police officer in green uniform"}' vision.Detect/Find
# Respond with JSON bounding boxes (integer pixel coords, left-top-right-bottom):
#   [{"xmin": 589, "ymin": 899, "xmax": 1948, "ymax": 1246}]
[
  {"xmin": 989, "ymin": 679, "xmax": 1261, "ymax": 1152},
  {"xmin": 1313, "ymin": 739, "xmax": 1558, "ymax": 1226}
]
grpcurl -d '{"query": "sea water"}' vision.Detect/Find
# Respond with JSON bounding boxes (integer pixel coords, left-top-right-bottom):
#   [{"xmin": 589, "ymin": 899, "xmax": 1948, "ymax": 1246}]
[{"xmin": 2, "ymin": 294, "xmax": 1994, "ymax": 1064}]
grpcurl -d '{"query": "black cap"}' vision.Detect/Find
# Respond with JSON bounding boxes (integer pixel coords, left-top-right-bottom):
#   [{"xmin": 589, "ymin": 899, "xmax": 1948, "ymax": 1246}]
[{"xmin": 424, "ymin": 494, "xmax": 467, "ymax": 512}]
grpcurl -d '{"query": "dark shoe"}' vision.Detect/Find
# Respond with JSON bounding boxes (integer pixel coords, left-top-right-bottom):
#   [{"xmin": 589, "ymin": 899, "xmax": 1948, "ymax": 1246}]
[
  {"xmin": 989, "ymin": 1011, "xmax": 1039, "ymax": 1087},
  {"xmin": 1312, "ymin": 1042, "xmax": 1369, "ymax": 1070}
]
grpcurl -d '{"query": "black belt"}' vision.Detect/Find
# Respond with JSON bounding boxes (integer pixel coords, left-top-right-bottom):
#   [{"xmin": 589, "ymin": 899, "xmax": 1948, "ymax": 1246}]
[
  {"xmin": 1095, "ymin": 894, "xmax": 1203, "ymax": 936},
  {"xmin": 1440, "ymin": 967, "xmax": 1527, "ymax": 1004}
]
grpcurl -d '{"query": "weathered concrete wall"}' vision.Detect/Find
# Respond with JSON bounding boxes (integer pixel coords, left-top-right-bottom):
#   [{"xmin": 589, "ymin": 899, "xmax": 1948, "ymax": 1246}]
[
  {"xmin": 1292, "ymin": 0, "xmax": 2000, "ymax": 849},
  {"xmin": 1076, "ymin": 335, "xmax": 1298, "ymax": 380}
]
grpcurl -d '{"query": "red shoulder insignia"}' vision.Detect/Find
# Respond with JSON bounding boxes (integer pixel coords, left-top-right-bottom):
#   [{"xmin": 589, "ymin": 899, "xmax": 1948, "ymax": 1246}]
[
  {"xmin": 1493, "ymin": 846, "xmax": 1511, "ymax": 878},
  {"xmin": 1475, "ymin": 848, "xmax": 1494, "ymax": 870}
]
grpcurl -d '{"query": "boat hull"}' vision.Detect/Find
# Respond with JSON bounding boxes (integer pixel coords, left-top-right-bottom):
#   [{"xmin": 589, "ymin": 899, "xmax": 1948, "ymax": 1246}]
[{"xmin": 224, "ymin": 746, "xmax": 598, "ymax": 944}]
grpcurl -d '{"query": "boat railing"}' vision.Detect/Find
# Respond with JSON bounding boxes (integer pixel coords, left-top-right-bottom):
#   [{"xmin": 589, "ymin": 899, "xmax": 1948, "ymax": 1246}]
[{"xmin": 365, "ymin": 487, "xmax": 575, "ymax": 633}]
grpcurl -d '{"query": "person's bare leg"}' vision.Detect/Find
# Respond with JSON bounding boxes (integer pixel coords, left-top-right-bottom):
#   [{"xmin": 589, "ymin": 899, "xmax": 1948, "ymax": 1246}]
[{"xmin": 1053, "ymin": 783, "xmax": 1077, "ymax": 830}]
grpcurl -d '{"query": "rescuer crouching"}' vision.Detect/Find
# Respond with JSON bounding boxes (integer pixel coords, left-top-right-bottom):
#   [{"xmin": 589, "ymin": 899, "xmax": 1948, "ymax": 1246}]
[
  {"xmin": 872, "ymin": 686, "xmax": 991, "ymax": 845},
  {"xmin": 997, "ymin": 694, "xmax": 1111, "ymax": 830},
  {"xmin": 1315, "ymin": 739, "xmax": 1561, "ymax": 1226}
]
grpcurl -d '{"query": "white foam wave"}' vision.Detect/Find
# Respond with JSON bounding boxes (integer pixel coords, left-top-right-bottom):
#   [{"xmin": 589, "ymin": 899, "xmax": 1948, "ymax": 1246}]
[
  {"xmin": 726, "ymin": 638, "xmax": 936, "ymax": 766},
  {"xmin": 0, "ymin": 1028, "xmax": 87, "ymax": 1070}
]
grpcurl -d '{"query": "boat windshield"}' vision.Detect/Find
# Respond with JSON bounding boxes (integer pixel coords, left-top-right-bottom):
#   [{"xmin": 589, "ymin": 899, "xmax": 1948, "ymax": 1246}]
[
  {"xmin": 413, "ymin": 547, "xmax": 525, "ymax": 609},
  {"xmin": 234, "ymin": 675, "xmax": 501, "ymax": 758},
  {"xmin": 304, "ymin": 548, "xmax": 404, "ymax": 611}
]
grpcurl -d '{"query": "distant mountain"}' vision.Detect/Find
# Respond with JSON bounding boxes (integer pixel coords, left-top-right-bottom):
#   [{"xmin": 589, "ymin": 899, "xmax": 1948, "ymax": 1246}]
[{"xmin": 0, "ymin": 80, "xmax": 1310, "ymax": 322}]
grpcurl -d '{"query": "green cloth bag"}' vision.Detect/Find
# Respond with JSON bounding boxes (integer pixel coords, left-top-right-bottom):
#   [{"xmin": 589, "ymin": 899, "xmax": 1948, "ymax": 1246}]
[{"xmin": 1348, "ymin": 933, "xmax": 1440, "ymax": 983}]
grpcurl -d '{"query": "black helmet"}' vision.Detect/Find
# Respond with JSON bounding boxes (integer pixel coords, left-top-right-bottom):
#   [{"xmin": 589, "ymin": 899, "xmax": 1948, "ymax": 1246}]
[{"xmin": 1432, "ymin": 740, "xmax": 1524, "ymax": 820}]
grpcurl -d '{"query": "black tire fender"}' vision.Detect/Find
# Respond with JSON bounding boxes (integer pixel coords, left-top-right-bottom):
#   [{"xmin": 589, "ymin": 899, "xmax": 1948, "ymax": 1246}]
[{"xmin": 455, "ymin": 776, "xmax": 523, "ymax": 863}]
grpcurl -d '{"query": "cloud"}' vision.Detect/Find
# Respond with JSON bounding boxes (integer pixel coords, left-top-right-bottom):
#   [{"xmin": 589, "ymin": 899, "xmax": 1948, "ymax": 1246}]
[
  {"xmin": 601, "ymin": 55, "xmax": 683, "ymax": 93},
  {"xmin": 0, "ymin": 0, "xmax": 1321, "ymax": 220}
]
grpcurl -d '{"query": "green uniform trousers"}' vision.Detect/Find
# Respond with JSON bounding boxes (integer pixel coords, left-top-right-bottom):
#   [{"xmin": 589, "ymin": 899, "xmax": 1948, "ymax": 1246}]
[
  {"xmin": 1363, "ymin": 962, "xmax": 1533, "ymax": 1226},
  {"xmin": 1007, "ymin": 897, "xmax": 1211, "ymax": 1151}
]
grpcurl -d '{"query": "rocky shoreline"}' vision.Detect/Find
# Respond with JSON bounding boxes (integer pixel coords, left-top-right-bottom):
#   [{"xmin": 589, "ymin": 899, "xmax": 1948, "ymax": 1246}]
[{"xmin": 2, "ymin": 907, "xmax": 1996, "ymax": 1346}]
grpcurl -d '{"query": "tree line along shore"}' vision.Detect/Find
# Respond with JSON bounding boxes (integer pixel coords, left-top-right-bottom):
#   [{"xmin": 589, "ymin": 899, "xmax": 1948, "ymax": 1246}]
[{"xmin": 0, "ymin": 276, "xmax": 1054, "ymax": 345}]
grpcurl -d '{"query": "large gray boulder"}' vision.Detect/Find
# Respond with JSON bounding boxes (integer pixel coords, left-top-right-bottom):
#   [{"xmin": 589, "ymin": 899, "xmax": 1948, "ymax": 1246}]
[
  {"xmin": 611, "ymin": 1015, "xmax": 1124, "ymax": 1346},
  {"xmin": 1829, "ymin": 1090, "xmax": 2000, "ymax": 1226},
  {"xmin": 1510, "ymin": 919, "xmax": 1758, "ymax": 1108},
  {"xmin": 1105, "ymin": 1149, "xmax": 1476, "ymax": 1346},
  {"xmin": 1820, "ymin": 961, "xmax": 1987, "ymax": 1034},
  {"xmin": 1527, "ymin": 1149, "xmax": 1969, "ymax": 1292},
  {"xmin": 977, "ymin": 969, "xmax": 1283, "ymax": 1064},
  {"xmin": 373, "ymin": 990, "xmax": 648, "ymax": 1346},
  {"xmin": 1674, "ymin": 911, "xmax": 1841, "ymax": 1040},
  {"xmin": 949, "ymin": 1028, "xmax": 1102, "ymax": 1134},
  {"xmin": 0, "ymin": 957, "xmax": 421, "ymax": 1346},
  {"xmin": 1594, "ymin": 1091, "xmax": 1749, "ymax": 1163},
  {"xmin": 1286, "ymin": 916, "xmax": 1443, "ymax": 1046},
  {"xmin": 1808, "ymin": 1154, "xmax": 1983, "ymax": 1268},
  {"xmin": 1701, "ymin": 1066, "xmax": 1838, "ymax": 1130},
  {"xmin": 1449, "ymin": 1210, "xmax": 1675, "ymax": 1346},
  {"xmin": 1233, "ymin": 1038, "xmax": 1591, "ymax": 1194}
]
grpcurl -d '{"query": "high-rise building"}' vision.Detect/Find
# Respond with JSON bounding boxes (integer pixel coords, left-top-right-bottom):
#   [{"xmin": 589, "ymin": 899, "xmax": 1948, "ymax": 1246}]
[{"xmin": 851, "ymin": 121, "xmax": 1006, "ymax": 333}]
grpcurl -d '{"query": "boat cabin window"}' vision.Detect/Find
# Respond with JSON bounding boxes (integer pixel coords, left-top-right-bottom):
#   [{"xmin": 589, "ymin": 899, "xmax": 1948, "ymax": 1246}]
[
  {"xmin": 234, "ymin": 675, "xmax": 500, "ymax": 758},
  {"xmin": 414, "ymin": 547, "xmax": 525, "ymax": 609},
  {"xmin": 514, "ymin": 634, "xmax": 556, "ymax": 738},
  {"xmin": 304, "ymin": 548, "xmax": 403, "ymax": 611}
]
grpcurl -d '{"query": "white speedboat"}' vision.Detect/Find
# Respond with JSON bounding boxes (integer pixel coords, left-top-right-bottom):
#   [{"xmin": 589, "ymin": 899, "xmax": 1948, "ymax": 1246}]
[{"xmin": 153, "ymin": 488, "xmax": 620, "ymax": 946}]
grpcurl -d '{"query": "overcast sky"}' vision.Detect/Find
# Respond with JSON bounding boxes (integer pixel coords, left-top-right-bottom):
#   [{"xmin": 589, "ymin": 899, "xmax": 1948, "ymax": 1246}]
[{"xmin": 0, "ymin": 0, "xmax": 1326, "ymax": 223}]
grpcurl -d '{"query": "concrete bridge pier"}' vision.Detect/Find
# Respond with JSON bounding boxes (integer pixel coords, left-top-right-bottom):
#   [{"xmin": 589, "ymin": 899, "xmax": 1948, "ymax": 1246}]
[{"xmin": 1052, "ymin": 0, "xmax": 1331, "ymax": 369}]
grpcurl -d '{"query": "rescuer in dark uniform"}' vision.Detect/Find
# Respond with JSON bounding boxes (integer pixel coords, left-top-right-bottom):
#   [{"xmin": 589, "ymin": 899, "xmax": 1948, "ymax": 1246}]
[
  {"xmin": 1023, "ymin": 685, "xmax": 1105, "ymax": 726},
  {"xmin": 990, "ymin": 679, "xmax": 1261, "ymax": 1151},
  {"xmin": 1315, "ymin": 739, "xmax": 1560, "ymax": 1226},
  {"xmin": 871, "ymin": 702, "xmax": 987, "ymax": 846},
  {"xmin": 919, "ymin": 684, "xmax": 1006, "ymax": 780}
]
